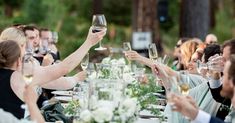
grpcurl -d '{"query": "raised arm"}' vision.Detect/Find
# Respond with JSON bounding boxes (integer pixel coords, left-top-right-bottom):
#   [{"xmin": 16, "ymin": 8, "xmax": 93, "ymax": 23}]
[
  {"xmin": 33, "ymin": 27, "xmax": 106, "ymax": 85},
  {"xmin": 41, "ymin": 71, "xmax": 87, "ymax": 90}
]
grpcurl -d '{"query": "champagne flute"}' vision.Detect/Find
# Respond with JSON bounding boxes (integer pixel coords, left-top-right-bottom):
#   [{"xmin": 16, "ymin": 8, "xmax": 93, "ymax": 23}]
[
  {"xmin": 177, "ymin": 71, "xmax": 190, "ymax": 96},
  {"xmin": 81, "ymin": 53, "xmax": 89, "ymax": 71},
  {"xmin": 148, "ymin": 43, "xmax": 158, "ymax": 61},
  {"xmin": 22, "ymin": 55, "xmax": 34, "ymax": 85},
  {"xmin": 21, "ymin": 55, "xmax": 34, "ymax": 110},
  {"xmin": 92, "ymin": 14, "xmax": 107, "ymax": 51},
  {"xmin": 123, "ymin": 42, "xmax": 132, "ymax": 51},
  {"xmin": 123, "ymin": 42, "xmax": 132, "ymax": 64}
]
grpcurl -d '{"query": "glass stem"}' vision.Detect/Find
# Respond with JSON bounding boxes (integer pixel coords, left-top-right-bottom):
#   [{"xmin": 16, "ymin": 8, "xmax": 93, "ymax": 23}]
[{"xmin": 99, "ymin": 41, "xmax": 102, "ymax": 47}]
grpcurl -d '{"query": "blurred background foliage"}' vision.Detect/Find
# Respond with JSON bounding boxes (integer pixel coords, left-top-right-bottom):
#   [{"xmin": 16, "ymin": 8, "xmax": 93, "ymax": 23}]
[{"xmin": 0, "ymin": 0, "xmax": 234, "ymax": 60}]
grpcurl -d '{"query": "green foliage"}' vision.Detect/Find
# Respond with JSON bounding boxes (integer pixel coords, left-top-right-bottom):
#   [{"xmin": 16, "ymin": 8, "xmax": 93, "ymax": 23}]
[
  {"xmin": 103, "ymin": 0, "xmax": 132, "ymax": 26},
  {"xmin": 212, "ymin": 4, "xmax": 235, "ymax": 43},
  {"xmin": 127, "ymin": 74, "xmax": 163, "ymax": 117},
  {"xmin": 22, "ymin": 0, "xmax": 46, "ymax": 23},
  {"xmin": 0, "ymin": 0, "xmax": 23, "ymax": 8},
  {"xmin": 63, "ymin": 100, "xmax": 80, "ymax": 116}
]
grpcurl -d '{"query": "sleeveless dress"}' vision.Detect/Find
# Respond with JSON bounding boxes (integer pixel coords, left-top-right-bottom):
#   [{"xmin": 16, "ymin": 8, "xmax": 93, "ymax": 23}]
[{"xmin": 0, "ymin": 68, "xmax": 24, "ymax": 119}]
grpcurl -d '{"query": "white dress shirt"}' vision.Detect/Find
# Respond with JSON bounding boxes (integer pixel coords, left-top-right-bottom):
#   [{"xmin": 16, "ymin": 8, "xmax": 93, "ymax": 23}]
[{"xmin": 191, "ymin": 110, "xmax": 211, "ymax": 123}]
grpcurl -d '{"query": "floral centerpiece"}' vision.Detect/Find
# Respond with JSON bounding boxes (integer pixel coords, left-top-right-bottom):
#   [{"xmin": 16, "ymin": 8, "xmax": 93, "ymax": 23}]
[{"xmin": 65, "ymin": 57, "xmax": 164, "ymax": 123}]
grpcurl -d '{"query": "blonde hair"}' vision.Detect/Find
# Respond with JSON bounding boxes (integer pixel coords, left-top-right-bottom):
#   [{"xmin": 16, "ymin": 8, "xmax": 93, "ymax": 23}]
[
  {"xmin": 180, "ymin": 39, "xmax": 202, "ymax": 68},
  {"xmin": 0, "ymin": 27, "xmax": 26, "ymax": 46}
]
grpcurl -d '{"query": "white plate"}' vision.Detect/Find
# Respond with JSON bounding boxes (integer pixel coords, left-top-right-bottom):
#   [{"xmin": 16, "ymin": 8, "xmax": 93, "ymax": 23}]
[
  {"xmin": 148, "ymin": 104, "xmax": 166, "ymax": 110},
  {"xmin": 55, "ymin": 96, "xmax": 72, "ymax": 102},
  {"xmin": 51, "ymin": 91, "xmax": 73, "ymax": 96},
  {"xmin": 139, "ymin": 110, "xmax": 164, "ymax": 118}
]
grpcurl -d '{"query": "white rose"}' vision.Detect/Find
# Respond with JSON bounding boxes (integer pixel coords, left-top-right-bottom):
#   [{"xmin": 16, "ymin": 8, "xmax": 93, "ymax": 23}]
[
  {"xmin": 80, "ymin": 110, "xmax": 92, "ymax": 122},
  {"xmin": 123, "ymin": 73, "xmax": 136, "ymax": 84},
  {"xmin": 110, "ymin": 59, "xmax": 118, "ymax": 64},
  {"xmin": 117, "ymin": 58, "xmax": 126, "ymax": 65},
  {"xmin": 124, "ymin": 65, "xmax": 131, "ymax": 73},
  {"xmin": 119, "ymin": 98, "xmax": 138, "ymax": 117},
  {"xmin": 92, "ymin": 107, "xmax": 113, "ymax": 122},
  {"xmin": 97, "ymin": 100, "xmax": 114, "ymax": 111}
]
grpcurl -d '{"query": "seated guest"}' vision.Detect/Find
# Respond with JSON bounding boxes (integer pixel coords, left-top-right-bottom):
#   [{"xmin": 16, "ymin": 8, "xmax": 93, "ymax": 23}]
[
  {"xmin": 0, "ymin": 26, "xmax": 106, "ymax": 118},
  {"xmin": 170, "ymin": 54, "xmax": 235, "ymax": 123},
  {"xmin": 40, "ymin": 28, "xmax": 60, "ymax": 63},
  {"xmin": 205, "ymin": 34, "xmax": 218, "ymax": 45},
  {"xmin": 0, "ymin": 84, "xmax": 45, "ymax": 123}
]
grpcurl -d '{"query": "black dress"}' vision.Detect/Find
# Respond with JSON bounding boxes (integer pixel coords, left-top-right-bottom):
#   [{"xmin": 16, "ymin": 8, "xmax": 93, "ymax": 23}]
[{"xmin": 0, "ymin": 68, "xmax": 24, "ymax": 119}]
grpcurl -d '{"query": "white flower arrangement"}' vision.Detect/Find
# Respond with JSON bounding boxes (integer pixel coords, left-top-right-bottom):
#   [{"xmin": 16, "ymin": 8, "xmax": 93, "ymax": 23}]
[
  {"xmin": 98, "ymin": 57, "xmax": 133, "ymax": 80},
  {"xmin": 79, "ymin": 98, "xmax": 139, "ymax": 123}
]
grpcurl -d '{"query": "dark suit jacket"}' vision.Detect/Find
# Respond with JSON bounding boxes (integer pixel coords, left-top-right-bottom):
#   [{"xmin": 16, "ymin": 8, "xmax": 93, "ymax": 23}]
[
  {"xmin": 208, "ymin": 83, "xmax": 231, "ymax": 120},
  {"xmin": 210, "ymin": 116, "xmax": 225, "ymax": 123}
]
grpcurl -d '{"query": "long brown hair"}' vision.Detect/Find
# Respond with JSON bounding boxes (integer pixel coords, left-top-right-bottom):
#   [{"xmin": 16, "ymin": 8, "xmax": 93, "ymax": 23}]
[
  {"xmin": 0, "ymin": 40, "xmax": 21, "ymax": 68},
  {"xmin": 180, "ymin": 39, "xmax": 202, "ymax": 69}
]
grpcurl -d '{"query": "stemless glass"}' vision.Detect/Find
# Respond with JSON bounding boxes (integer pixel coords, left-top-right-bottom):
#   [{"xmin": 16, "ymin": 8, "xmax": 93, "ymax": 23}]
[
  {"xmin": 22, "ymin": 55, "xmax": 34, "ymax": 85},
  {"xmin": 81, "ymin": 53, "xmax": 89, "ymax": 71},
  {"xmin": 148, "ymin": 43, "xmax": 158, "ymax": 61},
  {"xmin": 92, "ymin": 14, "xmax": 107, "ymax": 51}
]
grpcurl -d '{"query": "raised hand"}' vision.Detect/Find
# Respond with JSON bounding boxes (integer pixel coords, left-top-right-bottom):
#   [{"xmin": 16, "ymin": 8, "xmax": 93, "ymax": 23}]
[{"xmin": 85, "ymin": 27, "xmax": 106, "ymax": 46}]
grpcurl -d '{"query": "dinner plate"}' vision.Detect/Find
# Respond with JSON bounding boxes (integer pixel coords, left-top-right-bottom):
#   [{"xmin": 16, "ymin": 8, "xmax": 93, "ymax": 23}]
[
  {"xmin": 55, "ymin": 96, "xmax": 72, "ymax": 102},
  {"xmin": 139, "ymin": 110, "xmax": 164, "ymax": 118},
  {"xmin": 51, "ymin": 91, "xmax": 73, "ymax": 96},
  {"xmin": 147, "ymin": 104, "xmax": 166, "ymax": 110}
]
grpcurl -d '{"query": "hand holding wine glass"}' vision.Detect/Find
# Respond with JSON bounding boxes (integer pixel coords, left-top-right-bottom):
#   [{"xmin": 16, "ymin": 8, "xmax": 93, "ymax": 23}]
[{"xmin": 92, "ymin": 14, "xmax": 107, "ymax": 51}]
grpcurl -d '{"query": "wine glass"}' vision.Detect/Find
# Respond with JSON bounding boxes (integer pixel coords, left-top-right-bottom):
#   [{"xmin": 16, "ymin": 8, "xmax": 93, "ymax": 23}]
[
  {"xmin": 92, "ymin": 14, "xmax": 107, "ymax": 51},
  {"xmin": 39, "ymin": 39, "xmax": 50, "ymax": 55},
  {"xmin": 123, "ymin": 42, "xmax": 132, "ymax": 64},
  {"xmin": 196, "ymin": 60, "xmax": 208, "ymax": 74},
  {"xmin": 177, "ymin": 71, "xmax": 190, "ymax": 96},
  {"xmin": 22, "ymin": 55, "xmax": 34, "ymax": 85},
  {"xmin": 87, "ymin": 62, "xmax": 96, "ymax": 79},
  {"xmin": 162, "ymin": 55, "xmax": 170, "ymax": 65},
  {"xmin": 25, "ymin": 41, "xmax": 34, "ymax": 55},
  {"xmin": 81, "ymin": 53, "xmax": 89, "ymax": 71},
  {"xmin": 52, "ymin": 31, "xmax": 59, "ymax": 43},
  {"xmin": 123, "ymin": 42, "xmax": 132, "ymax": 51},
  {"xmin": 148, "ymin": 43, "xmax": 158, "ymax": 61},
  {"xmin": 21, "ymin": 55, "xmax": 34, "ymax": 110}
]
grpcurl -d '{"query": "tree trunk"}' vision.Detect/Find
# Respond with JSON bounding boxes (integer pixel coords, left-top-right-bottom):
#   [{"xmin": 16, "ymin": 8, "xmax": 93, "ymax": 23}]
[
  {"xmin": 132, "ymin": 0, "xmax": 163, "ymax": 54},
  {"xmin": 93, "ymin": 0, "xmax": 103, "ymax": 14},
  {"xmin": 209, "ymin": 0, "xmax": 219, "ymax": 28},
  {"xmin": 233, "ymin": 0, "xmax": 235, "ymax": 18},
  {"xmin": 180, "ymin": 0, "xmax": 210, "ymax": 40},
  {"xmin": 4, "ymin": 4, "xmax": 13, "ymax": 17}
]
